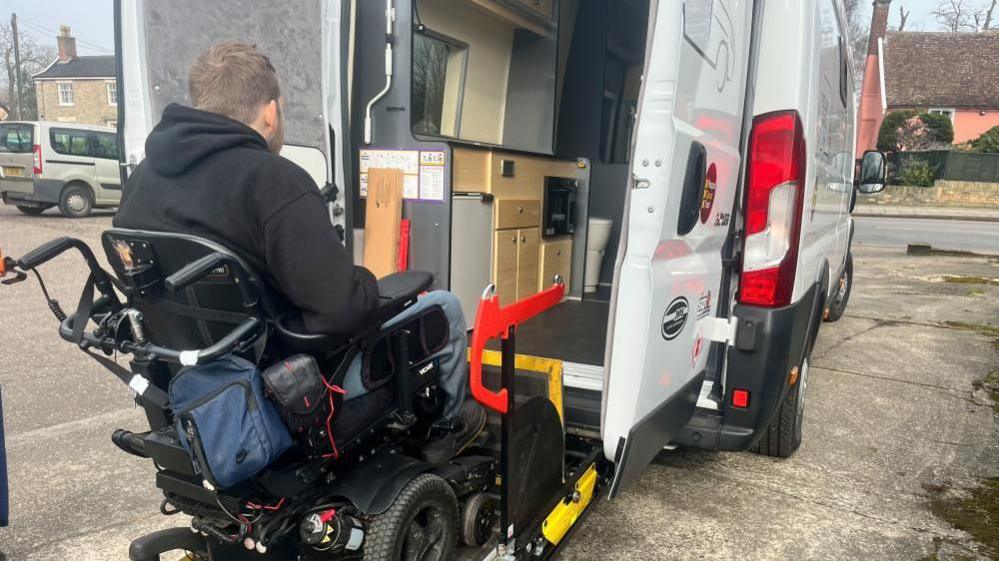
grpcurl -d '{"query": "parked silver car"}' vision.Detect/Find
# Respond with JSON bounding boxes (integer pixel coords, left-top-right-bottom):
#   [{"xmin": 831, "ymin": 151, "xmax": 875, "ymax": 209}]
[{"xmin": 0, "ymin": 121, "xmax": 121, "ymax": 218}]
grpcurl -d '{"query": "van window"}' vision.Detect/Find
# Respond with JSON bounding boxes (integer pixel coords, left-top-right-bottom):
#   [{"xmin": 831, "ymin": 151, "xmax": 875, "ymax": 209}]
[
  {"xmin": 412, "ymin": 29, "xmax": 468, "ymax": 138},
  {"xmin": 92, "ymin": 132, "xmax": 119, "ymax": 160},
  {"xmin": 50, "ymin": 128, "xmax": 92, "ymax": 157},
  {"xmin": 0, "ymin": 124, "xmax": 34, "ymax": 153}
]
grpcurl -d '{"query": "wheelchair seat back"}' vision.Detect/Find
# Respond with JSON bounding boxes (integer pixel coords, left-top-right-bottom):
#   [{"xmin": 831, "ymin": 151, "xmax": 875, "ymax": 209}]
[{"xmin": 101, "ymin": 229, "xmax": 274, "ymax": 361}]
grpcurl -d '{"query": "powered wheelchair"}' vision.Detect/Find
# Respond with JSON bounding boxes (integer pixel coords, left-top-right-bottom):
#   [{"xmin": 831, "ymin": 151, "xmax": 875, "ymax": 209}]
[{"xmin": 1, "ymin": 229, "xmax": 500, "ymax": 561}]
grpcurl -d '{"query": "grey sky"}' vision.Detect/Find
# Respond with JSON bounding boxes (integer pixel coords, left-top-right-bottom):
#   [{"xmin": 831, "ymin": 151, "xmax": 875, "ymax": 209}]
[
  {"xmin": 7, "ymin": 1, "xmax": 113, "ymax": 56},
  {"xmin": 0, "ymin": 0, "xmax": 965, "ymax": 59}
]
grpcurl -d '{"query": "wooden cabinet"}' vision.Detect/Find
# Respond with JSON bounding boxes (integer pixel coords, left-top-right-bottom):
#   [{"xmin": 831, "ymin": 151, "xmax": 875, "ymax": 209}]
[
  {"xmin": 517, "ymin": 228, "xmax": 540, "ymax": 299},
  {"xmin": 495, "ymin": 199, "xmax": 540, "ymax": 230},
  {"xmin": 493, "ymin": 227, "xmax": 540, "ymax": 304},
  {"xmin": 539, "ymin": 238, "xmax": 572, "ymax": 291}
]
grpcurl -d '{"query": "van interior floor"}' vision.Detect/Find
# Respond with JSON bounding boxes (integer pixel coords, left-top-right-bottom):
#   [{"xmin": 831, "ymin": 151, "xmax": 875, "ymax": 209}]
[{"xmin": 489, "ymin": 298, "xmax": 610, "ymax": 367}]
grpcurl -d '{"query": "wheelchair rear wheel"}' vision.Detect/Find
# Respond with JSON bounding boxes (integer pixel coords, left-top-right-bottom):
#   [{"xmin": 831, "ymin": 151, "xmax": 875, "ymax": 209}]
[{"xmin": 364, "ymin": 473, "xmax": 458, "ymax": 561}]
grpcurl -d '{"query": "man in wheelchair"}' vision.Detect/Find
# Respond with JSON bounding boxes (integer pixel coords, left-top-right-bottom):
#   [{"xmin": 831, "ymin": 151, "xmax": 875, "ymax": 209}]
[{"xmin": 114, "ymin": 41, "xmax": 487, "ymax": 467}]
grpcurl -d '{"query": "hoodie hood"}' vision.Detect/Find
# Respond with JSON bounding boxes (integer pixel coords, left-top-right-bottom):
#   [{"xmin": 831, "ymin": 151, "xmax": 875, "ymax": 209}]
[{"xmin": 145, "ymin": 103, "xmax": 269, "ymax": 177}]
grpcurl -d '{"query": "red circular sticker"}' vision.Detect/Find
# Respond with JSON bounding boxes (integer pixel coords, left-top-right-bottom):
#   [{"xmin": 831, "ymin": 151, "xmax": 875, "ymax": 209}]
[{"xmin": 699, "ymin": 163, "xmax": 717, "ymax": 224}]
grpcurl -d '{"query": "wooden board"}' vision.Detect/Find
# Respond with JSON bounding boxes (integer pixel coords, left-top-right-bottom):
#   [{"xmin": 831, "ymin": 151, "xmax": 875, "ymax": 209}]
[{"xmin": 363, "ymin": 168, "xmax": 404, "ymax": 279}]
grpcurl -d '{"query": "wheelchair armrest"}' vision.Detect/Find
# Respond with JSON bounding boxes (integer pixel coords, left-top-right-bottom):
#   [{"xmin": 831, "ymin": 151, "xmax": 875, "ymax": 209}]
[
  {"xmin": 374, "ymin": 271, "xmax": 433, "ymax": 321},
  {"xmin": 274, "ymin": 311, "xmax": 345, "ymax": 355}
]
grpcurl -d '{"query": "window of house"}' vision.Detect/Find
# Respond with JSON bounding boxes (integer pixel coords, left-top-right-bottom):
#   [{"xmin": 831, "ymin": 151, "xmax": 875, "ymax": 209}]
[
  {"xmin": 92, "ymin": 132, "xmax": 119, "ymax": 160},
  {"xmin": 929, "ymin": 108, "xmax": 955, "ymax": 122},
  {"xmin": 57, "ymin": 82, "xmax": 74, "ymax": 106},
  {"xmin": 0, "ymin": 124, "xmax": 34, "ymax": 153},
  {"xmin": 411, "ymin": 29, "xmax": 468, "ymax": 138},
  {"xmin": 50, "ymin": 128, "xmax": 92, "ymax": 157},
  {"xmin": 107, "ymin": 81, "xmax": 117, "ymax": 106}
]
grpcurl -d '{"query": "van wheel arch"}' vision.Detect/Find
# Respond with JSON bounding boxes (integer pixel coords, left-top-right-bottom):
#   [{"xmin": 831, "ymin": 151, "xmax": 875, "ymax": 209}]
[{"xmin": 58, "ymin": 181, "xmax": 96, "ymax": 218}]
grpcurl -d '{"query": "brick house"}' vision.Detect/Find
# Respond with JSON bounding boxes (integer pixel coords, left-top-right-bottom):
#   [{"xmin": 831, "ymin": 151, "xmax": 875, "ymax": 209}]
[
  {"xmin": 856, "ymin": 0, "xmax": 999, "ymax": 153},
  {"xmin": 33, "ymin": 26, "xmax": 118, "ymax": 128}
]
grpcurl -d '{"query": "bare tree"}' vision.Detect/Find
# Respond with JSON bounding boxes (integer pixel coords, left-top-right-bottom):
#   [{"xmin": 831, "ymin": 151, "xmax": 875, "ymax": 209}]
[
  {"xmin": 0, "ymin": 23, "xmax": 57, "ymax": 119},
  {"xmin": 979, "ymin": 0, "xmax": 997, "ymax": 28},
  {"xmin": 932, "ymin": 0, "xmax": 987, "ymax": 31},
  {"xmin": 844, "ymin": 0, "xmax": 869, "ymax": 94},
  {"xmin": 897, "ymin": 4, "xmax": 911, "ymax": 30}
]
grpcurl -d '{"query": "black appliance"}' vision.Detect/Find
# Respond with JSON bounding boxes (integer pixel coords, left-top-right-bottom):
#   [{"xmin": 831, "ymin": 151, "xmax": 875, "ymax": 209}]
[{"xmin": 543, "ymin": 177, "xmax": 577, "ymax": 238}]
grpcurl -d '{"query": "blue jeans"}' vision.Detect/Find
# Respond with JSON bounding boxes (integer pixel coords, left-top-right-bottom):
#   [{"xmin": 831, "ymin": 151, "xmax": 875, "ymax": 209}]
[{"xmin": 341, "ymin": 291, "xmax": 468, "ymax": 423}]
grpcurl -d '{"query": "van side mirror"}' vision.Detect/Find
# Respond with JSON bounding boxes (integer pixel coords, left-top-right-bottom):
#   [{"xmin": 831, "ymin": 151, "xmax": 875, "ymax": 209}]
[{"xmin": 856, "ymin": 151, "xmax": 887, "ymax": 194}]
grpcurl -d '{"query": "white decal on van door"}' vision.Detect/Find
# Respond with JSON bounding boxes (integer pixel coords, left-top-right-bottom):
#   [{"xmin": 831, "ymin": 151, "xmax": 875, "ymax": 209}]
[{"xmin": 683, "ymin": 0, "xmax": 736, "ymax": 91}]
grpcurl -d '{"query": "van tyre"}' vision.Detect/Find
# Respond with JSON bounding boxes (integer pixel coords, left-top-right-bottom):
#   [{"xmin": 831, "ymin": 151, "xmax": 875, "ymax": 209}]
[
  {"xmin": 16, "ymin": 205, "xmax": 47, "ymax": 216},
  {"xmin": 364, "ymin": 474, "xmax": 458, "ymax": 561},
  {"xmin": 59, "ymin": 183, "xmax": 94, "ymax": 218},
  {"xmin": 754, "ymin": 358, "xmax": 809, "ymax": 458},
  {"xmin": 460, "ymin": 492, "xmax": 495, "ymax": 547},
  {"xmin": 824, "ymin": 253, "xmax": 852, "ymax": 322}
]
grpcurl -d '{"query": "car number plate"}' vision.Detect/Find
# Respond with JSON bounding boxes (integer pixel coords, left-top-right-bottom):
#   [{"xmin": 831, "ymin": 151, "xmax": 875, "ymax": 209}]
[{"xmin": 1, "ymin": 166, "xmax": 23, "ymax": 177}]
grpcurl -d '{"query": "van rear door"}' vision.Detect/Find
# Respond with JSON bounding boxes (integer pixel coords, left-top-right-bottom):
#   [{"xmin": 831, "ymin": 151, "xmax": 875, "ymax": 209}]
[
  {"xmin": 602, "ymin": 0, "xmax": 753, "ymax": 496},
  {"xmin": 116, "ymin": 0, "xmax": 348, "ymax": 230}
]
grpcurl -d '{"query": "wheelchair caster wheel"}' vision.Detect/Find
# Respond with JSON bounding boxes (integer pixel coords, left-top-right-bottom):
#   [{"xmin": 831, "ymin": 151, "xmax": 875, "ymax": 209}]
[{"xmin": 461, "ymin": 492, "xmax": 495, "ymax": 547}]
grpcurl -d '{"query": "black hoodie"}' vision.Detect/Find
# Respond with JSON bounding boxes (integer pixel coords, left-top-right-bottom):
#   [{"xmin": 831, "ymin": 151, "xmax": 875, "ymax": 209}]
[{"xmin": 115, "ymin": 103, "xmax": 379, "ymax": 335}]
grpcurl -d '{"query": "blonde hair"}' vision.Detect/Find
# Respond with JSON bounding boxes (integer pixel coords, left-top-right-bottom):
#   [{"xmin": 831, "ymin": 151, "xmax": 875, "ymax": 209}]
[{"xmin": 188, "ymin": 41, "xmax": 281, "ymax": 125}]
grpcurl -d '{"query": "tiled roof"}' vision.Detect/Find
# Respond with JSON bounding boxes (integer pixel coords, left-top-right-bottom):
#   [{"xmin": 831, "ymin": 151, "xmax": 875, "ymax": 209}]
[
  {"xmin": 883, "ymin": 31, "xmax": 999, "ymax": 108},
  {"xmin": 34, "ymin": 55, "xmax": 116, "ymax": 80}
]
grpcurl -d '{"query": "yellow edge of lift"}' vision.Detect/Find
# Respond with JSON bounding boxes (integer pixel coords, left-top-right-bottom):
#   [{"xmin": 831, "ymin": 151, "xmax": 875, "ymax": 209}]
[{"xmin": 478, "ymin": 348, "xmax": 599, "ymax": 548}]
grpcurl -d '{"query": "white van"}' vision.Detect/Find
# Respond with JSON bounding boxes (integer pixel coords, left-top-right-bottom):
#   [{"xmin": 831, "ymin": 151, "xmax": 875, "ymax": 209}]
[
  {"xmin": 0, "ymin": 121, "xmax": 121, "ymax": 218},
  {"xmin": 117, "ymin": 0, "xmax": 886, "ymax": 533}
]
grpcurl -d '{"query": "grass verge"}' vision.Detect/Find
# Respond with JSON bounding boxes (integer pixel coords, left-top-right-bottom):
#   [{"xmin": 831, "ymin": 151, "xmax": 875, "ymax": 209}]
[{"xmin": 928, "ymin": 479, "xmax": 999, "ymax": 560}]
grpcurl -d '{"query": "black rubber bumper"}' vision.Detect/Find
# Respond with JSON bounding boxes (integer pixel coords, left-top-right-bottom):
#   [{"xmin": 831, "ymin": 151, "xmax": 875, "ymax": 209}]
[{"xmin": 673, "ymin": 281, "xmax": 823, "ymax": 451}]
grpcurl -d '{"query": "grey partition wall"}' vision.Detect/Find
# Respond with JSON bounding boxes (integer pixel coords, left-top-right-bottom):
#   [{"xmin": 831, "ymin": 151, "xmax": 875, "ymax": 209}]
[{"xmin": 142, "ymin": 1, "xmax": 328, "ymax": 155}]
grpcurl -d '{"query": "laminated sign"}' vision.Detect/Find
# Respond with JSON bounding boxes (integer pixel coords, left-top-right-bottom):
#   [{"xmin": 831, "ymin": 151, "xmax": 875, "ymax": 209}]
[{"xmin": 359, "ymin": 149, "xmax": 446, "ymax": 202}]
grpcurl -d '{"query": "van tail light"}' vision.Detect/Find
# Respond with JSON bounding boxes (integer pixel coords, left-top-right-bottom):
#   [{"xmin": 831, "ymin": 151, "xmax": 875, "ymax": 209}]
[
  {"xmin": 739, "ymin": 111, "xmax": 806, "ymax": 308},
  {"xmin": 33, "ymin": 145, "xmax": 42, "ymax": 175}
]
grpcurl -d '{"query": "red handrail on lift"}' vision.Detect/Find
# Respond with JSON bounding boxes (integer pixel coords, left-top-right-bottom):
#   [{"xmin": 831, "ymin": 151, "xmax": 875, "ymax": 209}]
[{"xmin": 469, "ymin": 280, "xmax": 565, "ymax": 413}]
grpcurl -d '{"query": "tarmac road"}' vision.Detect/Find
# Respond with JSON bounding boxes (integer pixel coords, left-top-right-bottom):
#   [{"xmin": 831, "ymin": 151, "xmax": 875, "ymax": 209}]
[
  {"xmin": 0, "ymin": 205, "xmax": 996, "ymax": 561},
  {"xmin": 854, "ymin": 216, "xmax": 999, "ymax": 254}
]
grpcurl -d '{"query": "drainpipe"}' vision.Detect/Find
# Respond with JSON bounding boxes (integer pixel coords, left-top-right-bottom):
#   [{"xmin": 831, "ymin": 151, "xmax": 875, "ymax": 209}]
[{"xmin": 364, "ymin": 0, "xmax": 395, "ymax": 145}]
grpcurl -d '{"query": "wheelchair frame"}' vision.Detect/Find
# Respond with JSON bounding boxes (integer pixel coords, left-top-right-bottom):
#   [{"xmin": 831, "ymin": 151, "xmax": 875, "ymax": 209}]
[{"xmin": 1, "ymin": 233, "xmax": 610, "ymax": 561}]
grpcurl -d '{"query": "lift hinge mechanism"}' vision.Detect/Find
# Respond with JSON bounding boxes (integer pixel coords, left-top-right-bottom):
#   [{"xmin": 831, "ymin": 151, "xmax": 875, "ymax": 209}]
[{"xmin": 701, "ymin": 316, "xmax": 740, "ymax": 346}]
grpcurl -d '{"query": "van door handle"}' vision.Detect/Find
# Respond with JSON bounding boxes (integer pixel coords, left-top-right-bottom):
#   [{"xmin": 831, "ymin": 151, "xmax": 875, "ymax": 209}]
[
  {"xmin": 677, "ymin": 142, "xmax": 708, "ymax": 236},
  {"xmin": 632, "ymin": 174, "xmax": 651, "ymax": 189}
]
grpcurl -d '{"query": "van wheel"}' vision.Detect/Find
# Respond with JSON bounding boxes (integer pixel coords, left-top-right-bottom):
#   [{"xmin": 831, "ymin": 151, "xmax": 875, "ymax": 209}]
[
  {"xmin": 59, "ymin": 184, "xmax": 94, "ymax": 218},
  {"xmin": 16, "ymin": 205, "xmax": 47, "ymax": 216},
  {"xmin": 824, "ymin": 253, "xmax": 852, "ymax": 322},
  {"xmin": 364, "ymin": 474, "xmax": 458, "ymax": 561},
  {"xmin": 754, "ymin": 358, "xmax": 809, "ymax": 458}
]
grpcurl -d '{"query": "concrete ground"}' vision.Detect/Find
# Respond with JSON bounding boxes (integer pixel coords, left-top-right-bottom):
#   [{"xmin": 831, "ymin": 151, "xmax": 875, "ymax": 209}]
[{"xmin": 0, "ymin": 205, "xmax": 996, "ymax": 561}]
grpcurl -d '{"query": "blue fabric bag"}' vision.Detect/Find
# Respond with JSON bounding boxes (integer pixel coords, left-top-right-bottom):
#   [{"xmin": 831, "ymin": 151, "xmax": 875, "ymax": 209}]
[{"xmin": 169, "ymin": 355, "xmax": 292, "ymax": 489}]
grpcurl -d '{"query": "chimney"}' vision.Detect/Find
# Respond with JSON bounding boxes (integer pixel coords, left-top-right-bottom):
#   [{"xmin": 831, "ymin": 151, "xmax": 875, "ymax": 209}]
[
  {"xmin": 868, "ymin": 0, "xmax": 891, "ymax": 55},
  {"xmin": 57, "ymin": 25, "xmax": 77, "ymax": 62}
]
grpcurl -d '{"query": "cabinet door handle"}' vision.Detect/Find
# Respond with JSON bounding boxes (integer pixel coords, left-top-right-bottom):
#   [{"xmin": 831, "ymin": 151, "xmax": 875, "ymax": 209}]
[
  {"xmin": 521, "ymin": 235, "xmax": 526, "ymax": 242},
  {"xmin": 511, "ymin": 236, "xmax": 518, "ymax": 243},
  {"xmin": 555, "ymin": 249, "xmax": 562, "ymax": 255},
  {"xmin": 517, "ymin": 206, "xmax": 524, "ymax": 213}
]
